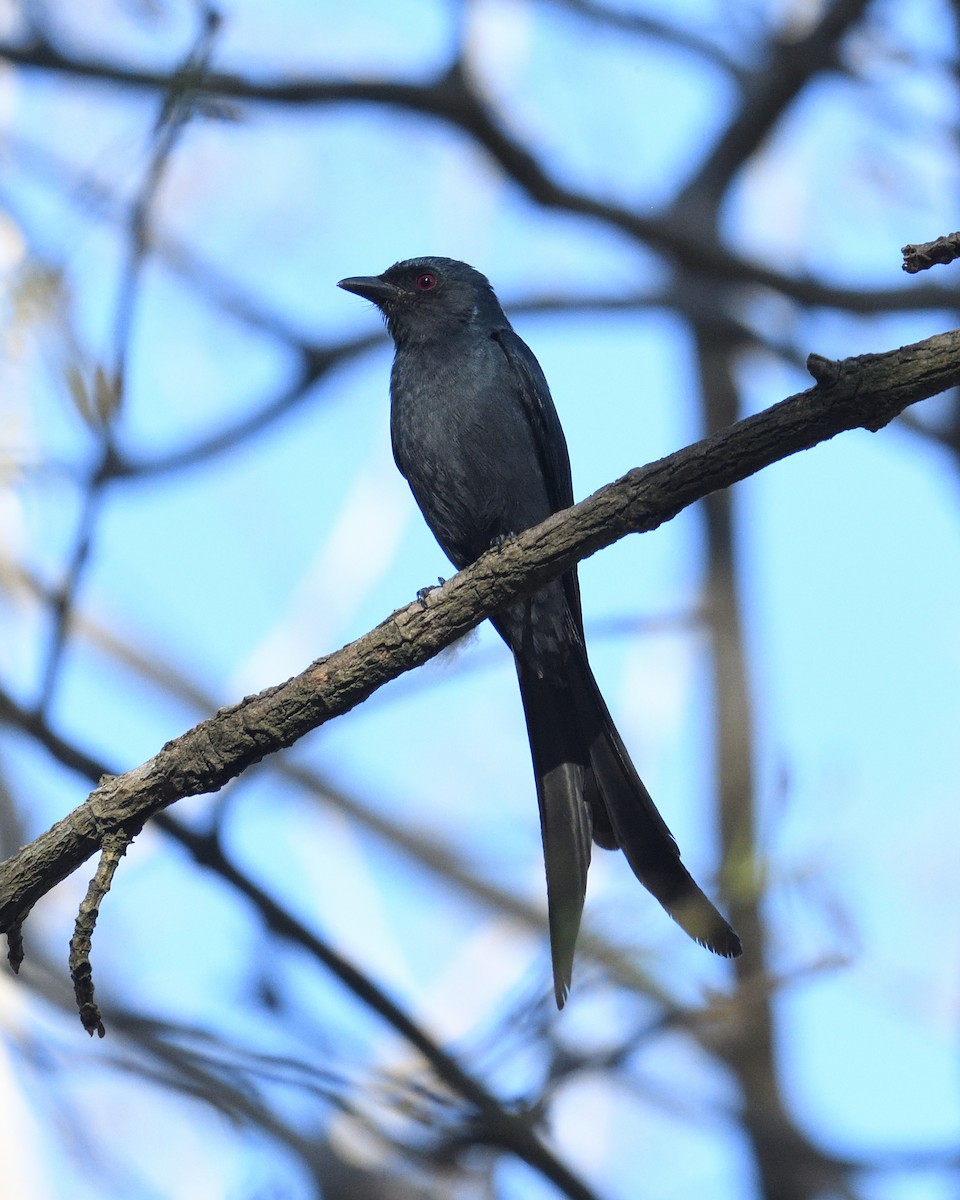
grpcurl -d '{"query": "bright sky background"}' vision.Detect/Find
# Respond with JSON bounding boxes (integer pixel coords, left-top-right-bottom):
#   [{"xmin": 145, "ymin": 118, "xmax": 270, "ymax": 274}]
[{"xmin": 1, "ymin": 1, "xmax": 959, "ymax": 1198}]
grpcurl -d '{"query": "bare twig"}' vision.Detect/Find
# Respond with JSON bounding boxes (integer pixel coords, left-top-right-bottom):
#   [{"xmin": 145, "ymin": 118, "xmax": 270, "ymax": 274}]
[
  {"xmin": 6, "ymin": 919, "xmax": 23, "ymax": 972},
  {"xmin": 673, "ymin": 0, "xmax": 870, "ymax": 218},
  {"xmin": 902, "ymin": 232, "xmax": 960, "ymax": 274},
  {"xmin": 34, "ymin": 10, "xmax": 224, "ymax": 714},
  {"xmin": 68, "ymin": 829, "xmax": 134, "ymax": 1037}
]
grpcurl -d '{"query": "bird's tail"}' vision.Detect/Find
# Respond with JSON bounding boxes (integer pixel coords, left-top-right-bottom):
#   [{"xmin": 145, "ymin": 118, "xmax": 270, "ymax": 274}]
[
  {"xmin": 566, "ymin": 649, "xmax": 742, "ymax": 960},
  {"xmin": 517, "ymin": 648, "xmax": 741, "ymax": 1006},
  {"xmin": 515, "ymin": 658, "xmax": 593, "ymax": 1008}
]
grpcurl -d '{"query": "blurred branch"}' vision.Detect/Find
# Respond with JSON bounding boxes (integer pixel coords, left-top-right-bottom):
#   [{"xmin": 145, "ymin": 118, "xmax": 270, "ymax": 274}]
[
  {"xmin": 160, "ymin": 821, "xmax": 600, "ymax": 1200},
  {"xmin": 697, "ymin": 310, "xmax": 842, "ymax": 1200},
  {"xmin": 1, "ymin": 324, "xmax": 957, "ymax": 933},
  {"xmin": 110, "ymin": 339, "xmax": 378, "ymax": 477},
  {"xmin": 0, "ymin": 733, "xmax": 600, "ymax": 1200},
  {"xmin": 18, "ymin": 958, "xmax": 361, "ymax": 1193},
  {"xmin": 34, "ymin": 8, "xmax": 224, "ymax": 713},
  {"xmin": 110, "ymin": 6, "xmax": 224, "ymax": 401},
  {"xmin": 544, "ymin": 0, "xmax": 747, "ymax": 75},
  {"xmin": 0, "ymin": 37, "xmax": 953, "ymax": 314},
  {"xmin": 673, "ymin": 0, "xmax": 870, "ymax": 218},
  {"xmin": 35, "ymin": 477, "xmax": 106, "ymax": 712}
]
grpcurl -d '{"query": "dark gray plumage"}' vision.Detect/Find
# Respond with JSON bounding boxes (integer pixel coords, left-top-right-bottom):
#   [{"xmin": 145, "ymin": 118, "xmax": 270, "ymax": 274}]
[{"xmin": 338, "ymin": 257, "xmax": 741, "ymax": 1006}]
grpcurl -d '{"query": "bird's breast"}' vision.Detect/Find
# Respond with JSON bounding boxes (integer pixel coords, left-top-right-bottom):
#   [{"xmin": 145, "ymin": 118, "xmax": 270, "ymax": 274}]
[{"xmin": 389, "ymin": 340, "xmax": 552, "ymax": 567}]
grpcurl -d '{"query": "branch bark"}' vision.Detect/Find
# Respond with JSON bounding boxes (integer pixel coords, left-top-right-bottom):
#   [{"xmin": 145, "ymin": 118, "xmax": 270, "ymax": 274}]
[{"xmin": 1, "ymin": 327, "xmax": 957, "ymax": 933}]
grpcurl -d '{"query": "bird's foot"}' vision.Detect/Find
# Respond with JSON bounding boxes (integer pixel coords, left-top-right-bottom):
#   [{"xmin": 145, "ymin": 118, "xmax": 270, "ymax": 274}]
[{"xmin": 417, "ymin": 577, "xmax": 446, "ymax": 606}]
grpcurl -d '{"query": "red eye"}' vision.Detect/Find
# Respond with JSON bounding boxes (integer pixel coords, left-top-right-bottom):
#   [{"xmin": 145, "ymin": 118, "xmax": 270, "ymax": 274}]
[{"xmin": 415, "ymin": 272, "xmax": 437, "ymax": 291}]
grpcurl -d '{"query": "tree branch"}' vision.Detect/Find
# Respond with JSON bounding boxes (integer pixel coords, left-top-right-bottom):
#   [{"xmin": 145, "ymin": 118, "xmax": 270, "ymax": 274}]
[
  {"xmin": 902, "ymin": 231, "xmax": 960, "ymax": 274},
  {"xmin": 0, "ymin": 37, "xmax": 952, "ymax": 315},
  {"xmin": 1, "ymin": 327, "xmax": 957, "ymax": 935}
]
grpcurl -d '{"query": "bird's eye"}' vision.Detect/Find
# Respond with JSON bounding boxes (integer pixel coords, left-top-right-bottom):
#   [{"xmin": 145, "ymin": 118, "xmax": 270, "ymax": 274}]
[{"xmin": 415, "ymin": 272, "xmax": 437, "ymax": 291}]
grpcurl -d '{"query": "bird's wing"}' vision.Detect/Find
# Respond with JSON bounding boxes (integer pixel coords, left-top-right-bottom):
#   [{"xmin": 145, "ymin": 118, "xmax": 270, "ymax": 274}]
[
  {"xmin": 491, "ymin": 326, "xmax": 574, "ymax": 514},
  {"xmin": 491, "ymin": 326, "xmax": 583, "ymax": 628}
]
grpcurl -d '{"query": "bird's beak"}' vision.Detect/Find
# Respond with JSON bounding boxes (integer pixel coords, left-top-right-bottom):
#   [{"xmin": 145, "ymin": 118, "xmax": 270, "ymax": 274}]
[{"xmin": 337, "ymin": 275, "xmax": 401, "ymax": 305}]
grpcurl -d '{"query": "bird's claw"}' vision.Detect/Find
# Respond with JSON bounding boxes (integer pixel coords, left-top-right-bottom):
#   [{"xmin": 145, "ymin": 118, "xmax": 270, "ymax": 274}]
[{"xmin": 417, "ymin": 577, "xmax": 446, "ymax": 606}]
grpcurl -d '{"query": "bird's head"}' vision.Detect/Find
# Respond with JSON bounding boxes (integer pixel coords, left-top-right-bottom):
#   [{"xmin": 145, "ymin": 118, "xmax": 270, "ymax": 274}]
[{"xmin": 338, "ymin": 257, "xmax": 503, "ymax": 345}]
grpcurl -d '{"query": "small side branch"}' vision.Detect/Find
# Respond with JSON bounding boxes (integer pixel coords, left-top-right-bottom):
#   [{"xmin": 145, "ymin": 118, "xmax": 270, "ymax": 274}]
[
  {"xmin": 68, "ymin": 829, "xmax": 134, "ymax": 1036},
  {"xmin": 6, "ymin": 920, "xmax": 23, "ymax": 972},
  {"xmin": 902, "ymin": 232, "xmax": 960, "ymax": 274}
]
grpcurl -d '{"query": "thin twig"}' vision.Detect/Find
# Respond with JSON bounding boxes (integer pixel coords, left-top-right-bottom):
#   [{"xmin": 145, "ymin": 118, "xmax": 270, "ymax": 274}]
[
  {"xmin": 6, "ymin": 919, "xmax": 23, "ymax": 972},
  {"xmin": 902, "ymin": 232, "xmax": 960, "ymax": 274},
  {"xmin": 69, "ymin": 829, "xmax": 134, "ymax": 1037}
]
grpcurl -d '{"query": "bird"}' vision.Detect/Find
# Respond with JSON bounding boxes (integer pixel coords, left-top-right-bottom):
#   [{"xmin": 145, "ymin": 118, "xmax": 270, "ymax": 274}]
[{"xmin": 338, "ymin": 257, "xmax": 741, "ymax": 1006}]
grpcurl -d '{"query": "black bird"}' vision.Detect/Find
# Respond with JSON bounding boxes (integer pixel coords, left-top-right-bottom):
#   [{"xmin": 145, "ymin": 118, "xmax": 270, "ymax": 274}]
[{"xmin": 338, "ymin": 257, "xmax": 741, "ymax": 1005}]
